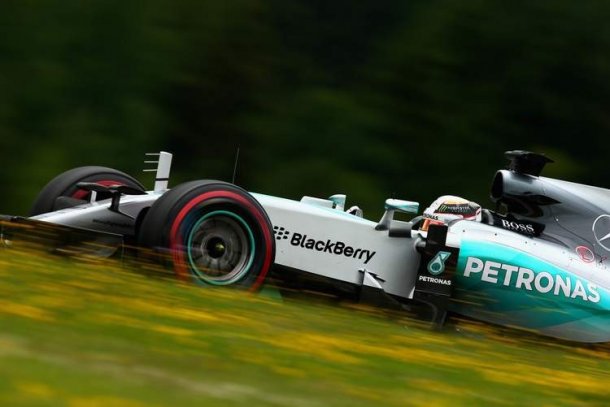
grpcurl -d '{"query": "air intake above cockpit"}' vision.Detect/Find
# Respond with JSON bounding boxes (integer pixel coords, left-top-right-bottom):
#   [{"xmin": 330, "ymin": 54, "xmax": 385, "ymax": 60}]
[{"xmin": 505, "ymin": 150, "xmax": 554, "ymax": 177}]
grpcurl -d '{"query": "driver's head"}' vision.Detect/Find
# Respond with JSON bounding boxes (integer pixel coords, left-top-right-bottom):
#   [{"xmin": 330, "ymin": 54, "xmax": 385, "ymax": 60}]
[{"xmin": 421, "ymin": 195, "xmax": 482, "ymax": 231}]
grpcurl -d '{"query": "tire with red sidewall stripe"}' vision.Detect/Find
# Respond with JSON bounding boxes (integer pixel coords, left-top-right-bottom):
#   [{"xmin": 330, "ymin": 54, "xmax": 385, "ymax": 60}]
[
  {"xmin": 30, "ymin": 166, "xmax": 145, "ymax": 216},
  {"xmin": 138, "ymin": 180, "xmax": 275, "ymax": 290}
]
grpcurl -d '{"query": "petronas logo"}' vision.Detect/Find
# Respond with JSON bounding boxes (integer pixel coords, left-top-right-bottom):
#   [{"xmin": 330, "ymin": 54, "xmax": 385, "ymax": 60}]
[{"xmin": 427, "ymin": 251, "xmax": 452, "ymax": 275}]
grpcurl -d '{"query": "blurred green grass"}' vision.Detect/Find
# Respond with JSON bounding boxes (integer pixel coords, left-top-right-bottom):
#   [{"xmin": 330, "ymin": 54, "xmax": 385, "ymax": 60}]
[{"xmin": 1, "ymin": 248, "xmax": 610, "ymax": 406}]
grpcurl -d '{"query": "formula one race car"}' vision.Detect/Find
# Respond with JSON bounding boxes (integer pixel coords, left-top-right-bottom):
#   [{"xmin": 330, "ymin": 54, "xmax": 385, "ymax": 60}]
[{"xmin": 2, "ymin": 151, "xmax": 610, "ymax": 343}]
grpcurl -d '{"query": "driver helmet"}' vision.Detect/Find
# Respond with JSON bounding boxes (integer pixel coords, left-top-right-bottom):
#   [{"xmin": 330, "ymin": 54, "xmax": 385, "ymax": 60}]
[{"xmin": 421, "ymin": 195, "xmax": 482, "ymax": 231}]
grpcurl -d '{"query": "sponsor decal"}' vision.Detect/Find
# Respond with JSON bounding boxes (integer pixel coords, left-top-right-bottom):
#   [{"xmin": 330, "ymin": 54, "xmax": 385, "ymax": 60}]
[
  {"xmin": 427, "ymin": 251, "xmax": 452, "ymax": 275},
  {"xmin": 290, "ymin": 233, "xmax": 376, "ymax": 264},
  {"xmin": 593, "ymin": 215, "xmax": 610, "ymax": 251},
  {"xmin": 273, "ymin": 225, "xmax": 376, "ymax": 264},
  {"xmin": 418, "ymin": 275, "xmax": 452, "ymax": 285},
  {"xmin": 437, "ymin": 202, "xmax": 478, "ymax": 215},
  {"xmin": 415, "ymin": 244, "xmax": 458, "ymax": 297},
  {"xmin": 273, "ymin": 226, "xmax": 290, "ymax": 240},
  {"xmin": 499, "ymin": 219, "xmax": 536, "ymax": 235},
  {"xmin": 576, "ymin": 246, "xmax": 595, "ymax": 263},
  {"xmin": 462, "ymin": 256, "xmax": 600, "ymax": 303},
  {"xmin": 489, "ymin": 213, "xmax": 541, "ymax": 236}
]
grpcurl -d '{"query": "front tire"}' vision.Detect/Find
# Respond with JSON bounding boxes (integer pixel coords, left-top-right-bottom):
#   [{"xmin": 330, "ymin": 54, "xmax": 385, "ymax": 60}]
[
  {"xmin": 138, "ymin": 180, "xmax": 275, "ymax": 290},
  {"xmin": 30, "ymin": 166, "xmax": 145, "ymax": 216}
]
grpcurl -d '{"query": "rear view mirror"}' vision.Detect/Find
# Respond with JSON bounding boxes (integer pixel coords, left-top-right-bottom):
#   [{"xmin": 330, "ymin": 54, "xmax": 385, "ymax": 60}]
[{"xmin": 376, "ymin": 199, "xmax": 419, "ymax": 230}]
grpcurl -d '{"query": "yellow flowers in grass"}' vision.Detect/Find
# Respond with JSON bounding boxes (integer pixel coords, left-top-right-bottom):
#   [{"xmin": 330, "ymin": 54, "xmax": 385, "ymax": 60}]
[{"xmin": 0, "ymin": 300, "xmax": 55, "ymax": 322}]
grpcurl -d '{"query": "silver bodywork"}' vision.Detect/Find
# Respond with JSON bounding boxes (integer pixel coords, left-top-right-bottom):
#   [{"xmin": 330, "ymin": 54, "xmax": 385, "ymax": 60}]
[{"xmin": 32, "ymin": 190, "xmax": 424, "ymax": 301}]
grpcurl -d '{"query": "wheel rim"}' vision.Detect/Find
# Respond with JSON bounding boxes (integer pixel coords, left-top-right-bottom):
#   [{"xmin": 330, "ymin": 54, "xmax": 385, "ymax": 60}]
[{"xmin": 186, "ymin": 210, "xmax": 255, "ymax": 285}]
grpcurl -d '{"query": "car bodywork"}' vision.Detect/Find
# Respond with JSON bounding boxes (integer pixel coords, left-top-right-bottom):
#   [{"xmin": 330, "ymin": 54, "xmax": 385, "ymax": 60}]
[{"xmin": 2, "ymin": 151, "xmax": 610, "ymax": 343}]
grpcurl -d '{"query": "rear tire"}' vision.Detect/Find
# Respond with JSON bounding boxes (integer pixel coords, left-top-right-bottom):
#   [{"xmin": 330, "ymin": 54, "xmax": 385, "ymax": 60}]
[
  {"xmin": 138, "ymin": 180, "xmax": 275, "ymax": 290},
  {"xmin": 30, "ymin": 166, "xmax": 145, "ymax": 216}
]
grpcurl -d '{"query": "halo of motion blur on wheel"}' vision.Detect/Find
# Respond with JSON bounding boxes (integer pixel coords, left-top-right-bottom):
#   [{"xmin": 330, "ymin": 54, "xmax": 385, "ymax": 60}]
[{"xmin": 138, "ymin": 180, "xmax": 275, "ymax": 290}]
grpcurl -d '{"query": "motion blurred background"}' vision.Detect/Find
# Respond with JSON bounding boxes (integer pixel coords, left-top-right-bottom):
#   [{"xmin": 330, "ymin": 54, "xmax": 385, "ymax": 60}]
[{"xmin": 1, "ymin": 0, "xmax": 609, "ymax": 216}]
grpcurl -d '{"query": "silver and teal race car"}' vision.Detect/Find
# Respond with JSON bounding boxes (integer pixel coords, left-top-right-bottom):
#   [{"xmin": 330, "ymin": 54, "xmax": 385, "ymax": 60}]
[{"xmin": 2, "ymin": 150, "xmax": 610, "ymax": 343}]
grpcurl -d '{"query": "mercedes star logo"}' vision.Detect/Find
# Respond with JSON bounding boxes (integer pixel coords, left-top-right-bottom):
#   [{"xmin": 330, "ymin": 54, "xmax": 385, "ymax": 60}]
[{"xmin": 593, "ymin": 214, "xmax": 610, "ymax": 251}]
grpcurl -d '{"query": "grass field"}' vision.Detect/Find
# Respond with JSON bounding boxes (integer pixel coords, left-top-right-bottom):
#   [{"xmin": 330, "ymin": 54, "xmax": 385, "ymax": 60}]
[{"xmin": 1, "ymin": 247, "xmax": 610, "ymax": 406}]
